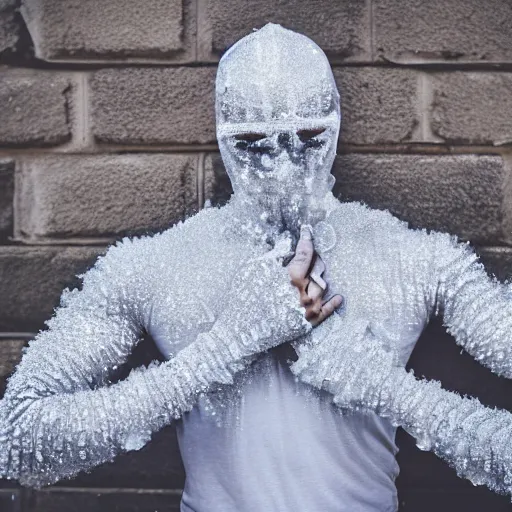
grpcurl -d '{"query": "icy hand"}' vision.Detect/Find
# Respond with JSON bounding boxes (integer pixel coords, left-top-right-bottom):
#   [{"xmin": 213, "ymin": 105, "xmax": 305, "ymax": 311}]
[
  {"xmin": 288, "ymin": 225, "xmax": 343, "ymax": 327},
  {"xmin": 209, "ymin": 231, "xmax": 312, "ymax": 360}
]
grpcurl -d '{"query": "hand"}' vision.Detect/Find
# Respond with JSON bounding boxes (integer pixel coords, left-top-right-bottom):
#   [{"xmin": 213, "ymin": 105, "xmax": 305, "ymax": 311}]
[
  {"xmin": 287, "ymin": 225, "xmax": 342, "ymax": 327},
  {"xmin": 209, "ymin": 232, "xmax": 312, "ymax": 360}
]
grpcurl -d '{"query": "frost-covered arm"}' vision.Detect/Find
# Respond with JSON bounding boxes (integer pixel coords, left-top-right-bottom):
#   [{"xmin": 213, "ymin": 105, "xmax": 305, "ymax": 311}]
[
  {"xmin": 431, "ymin": 232, "xmax": 512, "ymax": 377},
  {"xmin": 0, "ymin": 237, "xmax": 310, "ymax": 489},
  {"xmin": 0, "ymin": 239, "xmax": 177, "ymax": 488},
  {"xmin": 291, "ymin": 314, "xmax": 512, "ymax": 497}
]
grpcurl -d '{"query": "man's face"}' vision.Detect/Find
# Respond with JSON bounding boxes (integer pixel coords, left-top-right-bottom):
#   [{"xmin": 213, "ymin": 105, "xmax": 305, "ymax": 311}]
[
  {"xmin": 219, "ymin": 124, "xmax": 337, "ymax": 237},
  {"xmin": 215, "ymin": 23, "xmax": 341, "ymax": 241}
]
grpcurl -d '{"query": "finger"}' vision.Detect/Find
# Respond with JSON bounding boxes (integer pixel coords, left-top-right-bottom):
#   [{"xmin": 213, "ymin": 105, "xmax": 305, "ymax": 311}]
[
  {"xmin": 299, "ymin": 288, "xmax": 313, "ymax": 307},
  {"xmin": 287, "ymin": 225, "xmax": 314, "ymax": 287},
  {"xmin": 305, "ymin": 299, "xmax": 323, "ymax": 320},
  {"xmin": 310, "ymin": 295, "xmax": 343, "ymax": 327},
  {"xmin": 306, "ymin": 279, "xmax": 324, "ymax": 302},
  {"xmin": 309, "ymin": 254, "xmax": 327, "ymax": 291}
]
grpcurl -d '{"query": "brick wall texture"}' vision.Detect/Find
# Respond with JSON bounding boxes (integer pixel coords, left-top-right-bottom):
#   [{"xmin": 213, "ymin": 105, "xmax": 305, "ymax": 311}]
[{"xmin": 1, "ymin": 1, "xmax": 512, "ymax": 511}]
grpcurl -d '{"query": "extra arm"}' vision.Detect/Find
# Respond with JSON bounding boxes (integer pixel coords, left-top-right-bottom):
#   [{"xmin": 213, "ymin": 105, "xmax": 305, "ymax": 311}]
[
  {"xmin": 0, "ymin": 238, "xmax": 246, "ymax": 488},
  {"xmin": 291, "ymin": 314, "xmax": 512, "ymax": 497},
  {"xmin": 431, "ymin": 232, "xmax": 512, "ymax": 377},
  {"xmin": 0, "ymin": 234, "xmax": 309, "ymax": 489}
]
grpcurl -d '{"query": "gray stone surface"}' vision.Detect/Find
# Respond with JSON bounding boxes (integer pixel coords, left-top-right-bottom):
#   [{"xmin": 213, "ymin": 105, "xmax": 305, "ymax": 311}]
[
  {"xmin": 430, "ymin": 72, "xmax": 512, "ymax": 145},
  {"xmin": 333, "ymin": 154, "xmax": 507, "ymax": 245},
  {"xmin": 374, "ymin": 0, "xmax": 512, "ymax": 63},
  {"xmin": 334, "ymin": 68, "xmax": 418, "ymax": 144},
  {"xmin": 17, "ymin": 154, "xmax": 198, "ymax": 239},
  {"xmin": 0, "ymin": 490, "xmax": 21, "ymax": 512},
  {"xmin": 20, "ymin": 0, "xmax": 189, "ymax": 61},
  {"xmin": 204, "ymin": 153, "xmax": 232, "ymax": 207},
  {"xmin": 91, "ymin": 68, "xmax": 216, "ymax": 145},
  {"xmin": 205, "ymin": 0, "xmax": 370, "ymax": 61},
  {"xmin": 0, "ymin": 70, "xmax": 71, "ymax": 147},
  {"xmin": 0, "ymin": 339, "xmax": 26, "ymax": 396},
  {"xmin": 0, "ymin": 159, "xmax": 14, "ymax": 240},
  {"xmin": 0, "ymin": 247, "xmax": 103, "ymax": 332},
  {"xmin": 478, "ymin": 247, "xmax": 512, "ymax": 281},
  {"xmin": 0, "ymin": 0, "xmax": 19, "ymax": 56},
  {"xmin": 26, "ymin": 489, "xmax": 181, "ymax": 512}
]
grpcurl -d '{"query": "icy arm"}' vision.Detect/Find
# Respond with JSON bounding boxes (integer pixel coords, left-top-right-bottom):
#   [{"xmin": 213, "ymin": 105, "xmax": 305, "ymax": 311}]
[
  {"xmin": 431, "ymin": 232, "xmax": 512, "ymax": 377},
  {"xmin": 291, "ymin": 315, "xmax": 512, "ymax": 496},
  {"xmin": 0, "ymin": 238, "xmax": 309, "ymax": 488}
]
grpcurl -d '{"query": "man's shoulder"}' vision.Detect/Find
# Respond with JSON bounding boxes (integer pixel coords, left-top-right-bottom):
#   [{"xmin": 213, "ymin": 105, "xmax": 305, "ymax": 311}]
[
  {"xmin": 330, "ymin": 199, "xmax": 410, "ymax": 233},
  {"xmin": 98, "ymin": 206, "xmax": 228, "ymax": 268},
  {"xmin": 329, "ymin": 199, "xmax": 437, "ymax": 254}
]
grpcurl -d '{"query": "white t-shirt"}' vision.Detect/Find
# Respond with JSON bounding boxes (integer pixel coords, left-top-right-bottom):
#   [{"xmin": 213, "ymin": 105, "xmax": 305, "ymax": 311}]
[{"xmin": 176, "ymin": 349, "xmax": 400, "ymax": 512}]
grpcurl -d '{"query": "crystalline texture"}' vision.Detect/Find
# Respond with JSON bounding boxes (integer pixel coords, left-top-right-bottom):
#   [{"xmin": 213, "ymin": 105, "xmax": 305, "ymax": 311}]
[
  {"xmin": 216, "ymin": 22, "xmax": 341, "ymax": 247},
  {"xmin": 291, "ymin": 232, "xmax": 512, "ymax": 497},
  {"xmin": 0, "ymin": 233, "xmax": 309, "ymax": 488},
  {"xmin": 2, "ymin": 22, "xmax": 512, "ymax": 500}
]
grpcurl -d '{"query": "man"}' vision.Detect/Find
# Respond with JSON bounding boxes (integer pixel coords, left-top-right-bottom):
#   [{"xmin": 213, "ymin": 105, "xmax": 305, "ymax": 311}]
[{"xmin": 2, "ymin": 23, "xmax": 512, "ymax": 512}]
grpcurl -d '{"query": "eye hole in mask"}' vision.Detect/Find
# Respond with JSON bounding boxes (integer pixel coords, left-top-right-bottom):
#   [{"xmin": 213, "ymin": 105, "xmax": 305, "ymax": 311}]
[
  {"xmin": 297, "ymin": 128, "xmax": 326, "ymax": 141},
  {"xmin": 232, "ymin": 128, "xmax": 327, "ymax": 153},
  {"xmin": 297, "ymin": 128, "xmax": 326, "ymax": 149},
  {"xmin": 234, "ymin": 133, "xmax": 267, "ymax": 142},
  {"xmin": 233, "ymin": 132, "xmax": 271, "ymax": 153}
]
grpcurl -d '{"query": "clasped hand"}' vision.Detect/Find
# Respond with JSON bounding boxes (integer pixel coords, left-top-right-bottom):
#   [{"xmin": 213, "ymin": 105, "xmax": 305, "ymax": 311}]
[{"xmin": 287, "ymin": 224, "xmax": 342, "ymax": 326}]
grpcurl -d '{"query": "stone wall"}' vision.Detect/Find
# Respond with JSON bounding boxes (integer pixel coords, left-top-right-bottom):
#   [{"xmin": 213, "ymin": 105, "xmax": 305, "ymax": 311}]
[{"xmin": 1, "ymin": 0, "xmax": 512, "ymax": 510}]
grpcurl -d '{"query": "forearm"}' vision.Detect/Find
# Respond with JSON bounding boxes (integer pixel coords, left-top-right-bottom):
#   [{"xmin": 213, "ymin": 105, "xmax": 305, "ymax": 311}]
[
  {"xmin": 1, "ymin": 231, "xmax": 308, "ymax": 488},
  {"xmin": 292, "ymin": 318, "xmax": 512, "ymax": 496},
  {"xmin": 371, "ymin": 368, "xmax": 512, "ymax": 496},
  {"xmin": 0, "ymin": 327, "xmax": 250, "ymax": 488},
  {"xmin": 434, "ymin": 234, "xmax": 512, "ymax": 378}
]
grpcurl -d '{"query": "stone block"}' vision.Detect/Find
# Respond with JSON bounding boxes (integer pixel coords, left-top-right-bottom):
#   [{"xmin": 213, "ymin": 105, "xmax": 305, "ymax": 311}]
[
  {"xmin": 0, "ymin": 339, "xmax": 26, "ymax": 396},
  {"xmin": 0, "ymin": 0, "xmax": 19, "ymax": 57},
  {"xmin": 204, "ymin": 0, "xmax": 370, "ymax": 61},
  {"xmin": 17, "ymin": 154, "xmax": 198, "ymax": 239},
  {"xmin": 26, "ymin": 488, "xmax": 181, "ymax": 512},
  {"xmin": 0, "ymin": 70, "xmax": 71, "ymax": 147},
  {"xmin": 374, "ymin": 0, "xmax": 512, "ymax": 63},
  {"xmin": 333, "ymin": 154, "xmax": 506, "ymax": 245},
  {"xmin": 91, "ymin": 68, "xmax": 216, "ymax": 145},
  {"xmin": 430, "ymin": 72, "xmax": 512, "ymax": 145},
  {"xmin": 20, "ymin": 0, "xmax": 191, "ymax": 61},
  {"xmin": 334, "ymin": 68, "xmax": 418, "ymax": 144},
  {"xmin": 0, "ymin": 247, "xmax": 104, "ymax": 332},
  {"xmin": 0, "ymin": 159, "xmax": 14, "ymax": 240},
  {"xmin": 0, "ymin": 490, "xmax": 21, "ymax": 512},
  {"xmin": 478, "ymin": 247, "xmax": 512, "ymax": 281},
  {"xmin": 204, "ymin": 153, "xmax": 232, "ymax": 207}
]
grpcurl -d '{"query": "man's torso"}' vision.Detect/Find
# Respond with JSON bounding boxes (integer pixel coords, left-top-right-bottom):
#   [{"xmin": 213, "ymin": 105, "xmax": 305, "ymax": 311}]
[{"xmin": 141, "ymin": 197, "xmax": 434, "ymax": 511}]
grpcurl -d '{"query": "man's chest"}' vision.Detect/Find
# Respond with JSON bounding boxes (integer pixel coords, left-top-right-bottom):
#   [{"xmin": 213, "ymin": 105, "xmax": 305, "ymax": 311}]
[{"xmin": 147, "ymin": 235, "xmax": 428, "ymax": 363}]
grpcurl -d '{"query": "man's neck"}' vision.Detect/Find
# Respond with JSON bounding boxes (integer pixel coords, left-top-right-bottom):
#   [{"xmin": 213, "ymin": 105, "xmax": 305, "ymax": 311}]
[{"xmin": 225, "ymin": 191, "xmax": 339, "ymax": 249}]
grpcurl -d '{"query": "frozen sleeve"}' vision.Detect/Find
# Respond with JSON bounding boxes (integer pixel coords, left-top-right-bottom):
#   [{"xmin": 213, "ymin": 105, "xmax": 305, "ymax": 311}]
[
  {"xmin": 0, "ymin": 238, "xmax": 250, "ymax": 488},
  {"xmin": 291, "ymin": 315, "xmax": 512, "ymax": 497},
  {"xmin": 430, "ymin": 232, "xmax": 512, "ymax": 378}
]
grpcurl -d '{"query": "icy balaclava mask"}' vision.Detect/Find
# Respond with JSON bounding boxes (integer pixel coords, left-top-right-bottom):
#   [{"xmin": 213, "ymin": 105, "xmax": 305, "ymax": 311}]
[{"xmin": 216, "ymin": 23, "xmax": 341, "ymax": 246}]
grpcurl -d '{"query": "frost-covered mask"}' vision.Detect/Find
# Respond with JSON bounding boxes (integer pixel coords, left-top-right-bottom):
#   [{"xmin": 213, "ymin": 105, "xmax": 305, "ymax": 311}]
[{"xmin": 216, "ymin": 23, "xmax": 341, "ymax": 246}]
